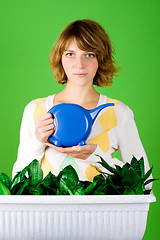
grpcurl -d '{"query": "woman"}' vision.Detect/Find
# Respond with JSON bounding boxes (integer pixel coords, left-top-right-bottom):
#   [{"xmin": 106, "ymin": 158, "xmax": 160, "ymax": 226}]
[{"xmin": 12, "ymin": 19, "xmax": 150, "ymax": 182}]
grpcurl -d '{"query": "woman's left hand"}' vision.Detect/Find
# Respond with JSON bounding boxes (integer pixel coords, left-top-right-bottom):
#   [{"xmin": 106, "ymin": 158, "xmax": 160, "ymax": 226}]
[{"xmin": 45, "ymin": 142, "xmax": 97, "ymax": 160}]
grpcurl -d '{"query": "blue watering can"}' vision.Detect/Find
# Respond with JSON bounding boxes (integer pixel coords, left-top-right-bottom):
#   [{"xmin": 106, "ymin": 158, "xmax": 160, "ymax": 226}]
[{"xmin": 48, "ymin": 103, "xmax": 114, "ymax": 147}]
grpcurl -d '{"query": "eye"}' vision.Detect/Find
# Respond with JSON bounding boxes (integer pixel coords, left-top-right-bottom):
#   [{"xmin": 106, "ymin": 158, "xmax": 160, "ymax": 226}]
[
  {"xmin": 66, "ymin": 52, "xmax": 74, "ymax": 57},
  {"xmin": 86, "ymin": 53, "xmax": 95, "ymax": 58}
]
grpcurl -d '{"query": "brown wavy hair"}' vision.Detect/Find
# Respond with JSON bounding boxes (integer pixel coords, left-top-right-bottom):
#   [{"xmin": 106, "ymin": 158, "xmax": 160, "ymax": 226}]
[{"xmin": 49, "ymin": 19, "xmax": 119, "ymax": 87}]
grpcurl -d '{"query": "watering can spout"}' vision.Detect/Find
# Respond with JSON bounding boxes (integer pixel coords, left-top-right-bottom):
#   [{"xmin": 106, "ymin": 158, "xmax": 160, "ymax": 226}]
[{"xmin": 89, "ymin": 103, "xmax": 114, "ymax": 124}]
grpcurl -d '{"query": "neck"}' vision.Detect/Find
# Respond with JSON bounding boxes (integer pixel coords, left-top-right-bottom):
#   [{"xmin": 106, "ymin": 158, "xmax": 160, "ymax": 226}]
[{"xmin": 55, "ymin": 82, "xmax": 100, "ymax": 108}]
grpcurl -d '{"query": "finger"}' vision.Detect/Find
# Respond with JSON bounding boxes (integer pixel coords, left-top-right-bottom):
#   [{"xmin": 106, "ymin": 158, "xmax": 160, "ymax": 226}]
[
  {"xmin": 45, "ymin": 142, "xmax": 64, "ymax": 151},
  {"xmin": 35, "ymin": 117, "xmax": 55, "ymax": 129},
  {"xmin": 52, "ymin": 145, "xmax": 89, "ymax": 154},
  {"xmin": 36, "ymin": 113, "xmax": 53, "ymax": 122},
  {"xmin": 42, "ymin": 118, "xmax": 54, "ymax": 126},
  {"xmin": 36, "ymin": 121, "xmax": 55, "ymax": 130},
  {"xmin": 72, "ymin": 144, "xmax": 97, "ymax": 154},
  {"xmin": 39, "ymin": 123, "xmax": 55, "ymax": 132},
  {"xmin": 45, "ymin": 143, "xmax": 75, "ymax": 154},
  {"xmin": 72, "ymin": 145, "xmax": 81, "ymax": 152},
  {"xmin": 72, "ymin": 145, "xmax": 90, "ymax": 153},
  {"xmin": 46, "ymin": 129, "xmax": 55, "ymax": 136},
  {"xmin": 40, "ymin": 129, "xmax": 54, "ymax": 141},
  {"xmin": 45, "ymin": 143, "xmax": 97, "ymax": 155}
]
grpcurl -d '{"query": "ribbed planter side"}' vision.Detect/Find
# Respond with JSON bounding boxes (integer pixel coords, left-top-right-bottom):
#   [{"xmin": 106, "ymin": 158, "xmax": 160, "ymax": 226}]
[
  {"xmin": 0, "ymin": 194, "xmax": 156, "ymax": 240},
  {"xmin": 0, "ymin": 210, "xmax": 148, "ymax": 240}
]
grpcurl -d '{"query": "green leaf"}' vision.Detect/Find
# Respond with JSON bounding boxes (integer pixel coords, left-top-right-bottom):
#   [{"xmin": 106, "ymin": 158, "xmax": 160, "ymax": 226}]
[
  {"xmin": 11, "ymin": 181, "xmax": 25, "ymax": 195},
  {"xmin": 143, "ymin": 167, "xmax": 153, "ymax": 181},
  {"xmin": 144, "ymin": 178, "xmax": 157, "ymax": 186},
  {"xmin": 42, "ymin": 172, "xmax": 57, "ymax": 186},
  {"xmin": 0, "ymin": 180, "xmax": 11, "ymax": 195},
  {"xmin": 39, "ymin": 172, "xmax": 57, "ymax": 194},
  {"xmin": 93, "ymin": 174, "xmax": 106, "ymax": 183},
  {"xmin": 105, "ymin": 176, "xmax": 123, "ymax": 194},
  {"xmin": 144, "ymin": 189, "xmax": 152, "ymax": 194},
  {"xmin": 41, "ymin": 172, "xmax": 57, "ymax": 185},
  {"xmin": 133, "ymin": 182, "xmax": 144, "ymax": 195},
  {"xmin": 84, "ymin": 181, "xmax": 98, "ymax": 194},
  {"xmin": 56, "ymin": 189, "xmax": 64, "ymax": 195},
  {"xmin": 131, "ymin": 156, "xmax": 141, "ymax": 176},
  {"xmin": 11, "ymin": 172, "xmax": 21, "ymax": 190},
  {"xmin": 16, "ymin": 178, "xmax": 30, "ymax": 195},
  {"xmin": 95, "ymin": 154, "xmax": 119, "ymax": 175},
  {"xmin": 73, "ymin": 185, "xmax": 85, "ymax": 195},
  {"xmin": 10, "ymin": 165, "xmax": 30, "ymax": 190},
  {"xmin": 123, "ymin": 189, "xmax": 135, "ymax": 195},
  {"xmin": 139, "ymin": 157, "xmax": 145, "ymax": 178},
  {"xmin": 104, "ymin": 183, "xmax": 120, "ymax": 195},
  {"xmin": 121, "ymin": 163, "xmax": 130, "ymax": 177},
  {"xmin": 108, "ymin": 173, "xmax": 122, "ymax": 187},
  {"xmin": 92, "ymin": 175, "xmax": 109, "ymax": 195},
  {"xmin": 122, "ymin": 167, "xmax": 141, "ymax": 187},
  {"xmin": 131, "ymin": 156, "xmax": 144, "ymax": 179},
  {"xmin": 92, "ymin": 182, "xmax": 108, "ymax": 195},
  {"xmin": 35, "ymin": 184, "xmax": 45, "ymax": 195},
  {"xmin": 58, "ymin": 165, "xmax": 79, "ymax": 189},
  {"xmin": 25, "ymin": 185, "xmax": 40, "ymax": 195},
  {"xmin": 28, "ymin": 160, "xmax": 43, "ymax": 186},
  {"xmin": 59, "ymin": 178, "xmax": 73, "ymax": 195},
  {"xmin": 115, "ymin": 165, "xmax": 122, "ymax": 173},
  {"xmin": 0, "ymin": 173, "xmax": 12, "ymax": 189},
  {"xmin": 142, "ymin": 182, "xmax": 145, "ymax": 192}
]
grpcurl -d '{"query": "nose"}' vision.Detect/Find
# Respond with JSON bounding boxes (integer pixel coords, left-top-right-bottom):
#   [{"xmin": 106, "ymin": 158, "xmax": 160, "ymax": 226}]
[{"xmin": 75, "ymin": 55, "xmax": 85, "ymax": 68}]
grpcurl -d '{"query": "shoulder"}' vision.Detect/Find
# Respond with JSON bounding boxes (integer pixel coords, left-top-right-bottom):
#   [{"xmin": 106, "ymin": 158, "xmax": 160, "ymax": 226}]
[
  {"xmin": 22, "ymin": 95, "xmax": 54, "ymax": 122},
  {"xmin": 106, "ymin": 96, "xmax": 135, "ymax": 131},
  {"xmin": 23, "ymin": 97, "xmax": 46, "ymax": 112},
  {"xmin": 24, "ymin": 95, "xmax": 54, "ymax": 111},
  {"xmin": 105, "ymin": 95, "xmax": 134, "ymax": 117},
  {"xmin": 99, "ymin": 95, "xmax": 134, "ymax": 126}
]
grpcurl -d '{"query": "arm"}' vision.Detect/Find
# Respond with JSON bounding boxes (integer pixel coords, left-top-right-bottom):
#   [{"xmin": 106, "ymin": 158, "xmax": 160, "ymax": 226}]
[
  {"xmin": 45, "ymin": 142, "xmax": 97, "ymax": 159},
  {"xmin": 118, "ymin": 105, "xmax": 152, "ymax": 189},
  {"xmin": 12, "ymin": 101, "xmax": 46, "ymax": 178},
  {"xmin": 118, "ymin": 106, "xmax": 150, "ymax": 171}
]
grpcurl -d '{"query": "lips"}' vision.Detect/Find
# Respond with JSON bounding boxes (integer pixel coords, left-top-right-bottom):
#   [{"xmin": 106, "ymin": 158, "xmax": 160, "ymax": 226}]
[{"xmin": 73, "ymin": 73, "xmax": 88, "ymax": 77}]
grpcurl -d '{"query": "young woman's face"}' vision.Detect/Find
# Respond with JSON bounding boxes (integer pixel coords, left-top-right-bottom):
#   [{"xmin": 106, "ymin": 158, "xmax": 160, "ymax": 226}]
[{"xmin": 61, "ymin": 39, "xmax": 98, "ymax": 87}]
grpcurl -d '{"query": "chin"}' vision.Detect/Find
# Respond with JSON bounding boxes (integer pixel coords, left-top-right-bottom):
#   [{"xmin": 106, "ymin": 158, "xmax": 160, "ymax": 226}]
[{"xmin": 71, "ymin": 78, "xmax": 93, "ymax": 87}]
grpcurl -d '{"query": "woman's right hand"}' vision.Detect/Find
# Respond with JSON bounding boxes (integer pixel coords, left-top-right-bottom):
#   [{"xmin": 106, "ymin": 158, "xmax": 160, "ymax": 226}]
[{"xmin": 35, "ymin": 113, "xmax": 55, "ymax": 143}]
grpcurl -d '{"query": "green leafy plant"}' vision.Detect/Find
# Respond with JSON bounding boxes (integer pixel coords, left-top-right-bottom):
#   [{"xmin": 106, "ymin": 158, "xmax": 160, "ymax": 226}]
[
  {"xmin": 95, "ymin": 155, "xmax": 157, "ymax": 195},
  {"xmin": 0, "ymin": 156, "xmax": 157, "ymax": 195}
]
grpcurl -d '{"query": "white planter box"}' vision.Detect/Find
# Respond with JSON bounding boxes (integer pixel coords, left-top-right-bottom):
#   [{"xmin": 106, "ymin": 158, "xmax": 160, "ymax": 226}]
[{"xmin": 0, "ymin": 194, "xmax": 156, "ymax": 240}]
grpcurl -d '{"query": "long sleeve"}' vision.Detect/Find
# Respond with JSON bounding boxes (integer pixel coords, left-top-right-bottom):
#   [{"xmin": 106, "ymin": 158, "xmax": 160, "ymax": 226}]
[
  {"xmin": 118, "ymin": 105, "xmax": 150, "ymax": 173},
  {"xmin": 117, "ymin": 105, "xmax": 152, "ymax": 190},
  {"xmin": 12, "ymin": 101, "xmax": 46, "ymax": 178}
]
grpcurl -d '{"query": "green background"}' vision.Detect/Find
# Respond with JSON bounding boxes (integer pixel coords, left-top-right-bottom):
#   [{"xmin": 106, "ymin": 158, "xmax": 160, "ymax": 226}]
[{"xmin": 0, "ymin": 0, "xmax": 159, "ymax": 239}]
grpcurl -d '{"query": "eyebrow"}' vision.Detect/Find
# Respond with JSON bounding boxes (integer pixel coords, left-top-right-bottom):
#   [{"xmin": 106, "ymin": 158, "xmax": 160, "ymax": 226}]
[
  {"xmin": 64, "ymin": 50, "xmax": 94, "ymax": 53},
  {"xmin": 64, "ymin": 50, "xmax": 75, "ymax": 52}
]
